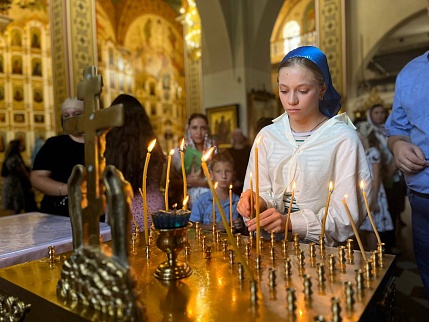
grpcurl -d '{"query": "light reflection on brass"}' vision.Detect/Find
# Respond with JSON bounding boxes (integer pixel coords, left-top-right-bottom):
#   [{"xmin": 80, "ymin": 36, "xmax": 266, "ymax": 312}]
[
  {"xmin": 284, "ymin": 257, "xmax": 292, "ymax": 278},
  {"xmin": 236, "ymin": 233, "xmax": 242, "ymax": 247},
  {"xmin": 153, "ymin": 223, "xmax": 193, "ymax": 280},
  {"xmin": 345, "ymin": 281, "xmax": 355, "ymax": 312},
  {"xmin": 338, "ymin": 246, "xmax": 346, "ymax": 273},
  {"xmin": 244, "ymin": 242, "xmax": 251, "ymax": 257},
  {"xmin": 319, "ymin": 236, "xmax": 326, "ymax": 259},
  {"xmin": 238, "ymin": 263, "xmax": 244, "ymax": 280},
  {"xmin": 255, "ymin": 255, "xmax": 262, "ymax": 270},
  {"xmin": 293, "ymin": 233, "xmax": 300, "ymax": 255},
  {"xmin": 378, "ymin": 242, "xmax": 385, "ymax": 268},
  {"xmin": 229, "ymin": 249, "xmax": 235, "ymax": 265},
  {"xmin": 282, "ymin": 240, "xmax": 288, "ymax": 256},
  {"xmin": 331, "ymin": 296, "xmax": 341, "ymax": 322},
  {"xmin": 270, "ymin": 246, "xmax": 276, "ymax": 261},
  {"xmin": 0, "ymin": 231, "xmax": 396, "ymax": 321},
  {"xmin": 371, "ymin": 251, "xmax": 379, "ymax": 278},
  {"xmin": 205, "ymin": 245, "xmax": 212, "ymax": 259}
]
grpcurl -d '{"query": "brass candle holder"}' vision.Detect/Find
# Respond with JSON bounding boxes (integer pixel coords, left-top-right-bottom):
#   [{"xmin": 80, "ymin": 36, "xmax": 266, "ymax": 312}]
[
  {"xmin": 153, "ymin": 222, "xmax": 193, "ymax": 280},
  {"xmin": 152, "ymin": 210, "xmax": 193, "ymax": 280}
]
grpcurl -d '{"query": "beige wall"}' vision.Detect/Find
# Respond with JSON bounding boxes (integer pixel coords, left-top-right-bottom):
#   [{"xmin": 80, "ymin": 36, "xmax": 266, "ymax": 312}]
[{"xmin": 345, "ymin": 0, "xmax": 427, "ymax": 99}]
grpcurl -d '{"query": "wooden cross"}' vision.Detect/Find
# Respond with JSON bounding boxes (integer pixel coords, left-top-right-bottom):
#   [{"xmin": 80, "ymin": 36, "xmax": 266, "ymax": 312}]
[{"xmin": 63, "ymin": 66, "xmax": 123, "ymax": 246}]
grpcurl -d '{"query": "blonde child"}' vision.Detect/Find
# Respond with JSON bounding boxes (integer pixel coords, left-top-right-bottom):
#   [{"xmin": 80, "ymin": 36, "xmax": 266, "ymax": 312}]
[{"xmin": 190, "ymin": 152, "xmax": 244, "ymax": 233}]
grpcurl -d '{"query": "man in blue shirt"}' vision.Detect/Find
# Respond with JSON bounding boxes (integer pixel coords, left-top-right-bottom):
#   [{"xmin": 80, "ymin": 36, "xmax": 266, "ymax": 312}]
[{"xmin": 386, "ymin": 51, "xmax": 429, "ymax": 297}]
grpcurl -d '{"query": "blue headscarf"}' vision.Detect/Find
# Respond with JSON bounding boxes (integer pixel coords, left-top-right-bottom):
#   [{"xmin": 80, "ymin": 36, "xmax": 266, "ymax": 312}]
[{"xmin": 279, "ymin": 46, "xmax": 341, "ymax": 118}]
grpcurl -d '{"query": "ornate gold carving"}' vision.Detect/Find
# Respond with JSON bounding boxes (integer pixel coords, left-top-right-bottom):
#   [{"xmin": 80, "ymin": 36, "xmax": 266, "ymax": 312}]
[
  {"xmin": 319, "ymin": 0, "xmax": 344, "ymax": 95},
  {"xmin": 0, "ymin": 293, "xmax": 31, "ymax": 321},
  {"xmin": 57, "ymin": 66, "xmax": 145, "ymax": 320}
]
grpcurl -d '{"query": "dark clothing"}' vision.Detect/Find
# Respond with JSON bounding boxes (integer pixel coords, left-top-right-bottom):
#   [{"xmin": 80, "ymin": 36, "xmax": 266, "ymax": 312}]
[
  {"xmin": 2, "ymin": 154, "xmax": 37, "ymax": 213},
  {"xmin": 32, "ymin": 135, "xmax": 84, "ymax": 217},
  {"xmin": 227, "ymin": 145, "xmax": 251, "ymax": 195}
]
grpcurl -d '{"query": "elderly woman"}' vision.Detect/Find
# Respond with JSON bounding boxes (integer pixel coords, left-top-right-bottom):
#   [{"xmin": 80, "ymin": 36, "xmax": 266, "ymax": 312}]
[{"xmin": 31, "ymin": 98, "xmax": 85, "ymax": 217}]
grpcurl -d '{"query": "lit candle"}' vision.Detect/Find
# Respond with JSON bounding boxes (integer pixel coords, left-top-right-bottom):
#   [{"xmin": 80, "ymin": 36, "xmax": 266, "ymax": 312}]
[
  {"xmin": 320, "ymin": 181, "xmax": 334, "ymax": 241},
  {"xmin": 201, "ymin": 147, "xmax": 255, "ymax": 282},
  {"xmin": 180, "ymin": 139, "xmax": 188, "ymax": 210},
  {"xmin": 142, "ymin": 139, "xmax": 156, "ymax": 245},
  {"xmin": 360, "ymin": 180, "xmax": 382, "ymax": 245},
  {"xmin": 229, "ymin": 184, "xmax": 233, "ymax": 228},
  {"xmin": 182, "ymin": 195, "xmax": 189, "ymax": 210},
  {"xmin": 342, "ymin": 195, "xmax": 367, "ymax": 261},
  {"xmin": 165, "ymin": 149, "xmax": 175, "ymax": 210},
  {"xmin": 255, "ymin": 136, "xmax": 261, "ymax": 257},
  {"xmin": 249, "ymin": 172, "xmax": 254, "ymax": 220},
  {"xmin": 284, "ymin": 181, "xmax": 296, "ymax": 241},
  {"xmin": 212, "ymin": 182, "xmax": 218, "ymax": 225}
]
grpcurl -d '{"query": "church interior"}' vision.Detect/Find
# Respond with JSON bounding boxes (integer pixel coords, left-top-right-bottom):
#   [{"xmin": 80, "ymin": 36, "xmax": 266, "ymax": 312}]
[{"xmin": 0, "ymin": 0, "xmax": 429, "ymax": 321}]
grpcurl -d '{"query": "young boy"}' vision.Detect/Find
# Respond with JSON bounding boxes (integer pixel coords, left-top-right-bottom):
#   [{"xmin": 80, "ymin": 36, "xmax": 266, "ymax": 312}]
[{"xmin": 190, "ymin": 152, "xmax": 244, "ymax": 233}]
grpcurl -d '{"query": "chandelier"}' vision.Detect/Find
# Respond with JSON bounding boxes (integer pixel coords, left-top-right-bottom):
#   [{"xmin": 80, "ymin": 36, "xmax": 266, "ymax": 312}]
[{"xmin": 178, "ymin": 0, "xmax": 202, "ymax": 61}]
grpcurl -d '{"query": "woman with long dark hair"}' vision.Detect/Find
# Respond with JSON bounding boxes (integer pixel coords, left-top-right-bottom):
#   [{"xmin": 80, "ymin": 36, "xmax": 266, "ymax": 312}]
[{"xmin": 104, "ymin": 94, "xmax": 165, "ymax": 231}]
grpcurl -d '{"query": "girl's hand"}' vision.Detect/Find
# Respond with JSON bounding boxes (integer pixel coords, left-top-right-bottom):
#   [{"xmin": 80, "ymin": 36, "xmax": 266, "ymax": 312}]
[
  {"xmin": 237, "ymin": 189, "xmax": 266, "ymax": 218},
  {"xmin": 246, "ymin": 208, "xmax": 288, "ymax": 234}
]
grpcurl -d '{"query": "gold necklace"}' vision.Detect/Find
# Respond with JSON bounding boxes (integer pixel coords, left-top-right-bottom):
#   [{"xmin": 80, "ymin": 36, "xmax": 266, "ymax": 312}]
[{"xmin": 290, "ymin": 117, "xmax": 329, "ymax": 133}]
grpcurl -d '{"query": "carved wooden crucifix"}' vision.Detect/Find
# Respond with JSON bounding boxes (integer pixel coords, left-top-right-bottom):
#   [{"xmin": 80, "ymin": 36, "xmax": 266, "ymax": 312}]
[{"xmin": 63, "ymin": 66, "xmax": 123, "ymax": 246}]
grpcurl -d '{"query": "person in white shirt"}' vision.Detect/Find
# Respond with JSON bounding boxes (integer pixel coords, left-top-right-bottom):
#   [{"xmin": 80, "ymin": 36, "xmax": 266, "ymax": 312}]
[{"xmin": 237, "ymin": 46, "xmax": 372, "ymax": 246}]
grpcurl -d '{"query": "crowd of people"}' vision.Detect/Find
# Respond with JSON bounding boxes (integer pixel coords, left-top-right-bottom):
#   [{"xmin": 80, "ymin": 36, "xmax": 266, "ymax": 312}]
[{"xmin": 1, "ymin": 46, "xmax": 426, "ymax": 296}]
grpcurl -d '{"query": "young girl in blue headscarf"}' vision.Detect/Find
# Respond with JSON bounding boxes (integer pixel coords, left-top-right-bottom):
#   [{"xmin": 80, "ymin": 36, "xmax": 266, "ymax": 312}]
[{"xmin": 237, "ymin": 46, "xmax": 373, "ymax": 246}]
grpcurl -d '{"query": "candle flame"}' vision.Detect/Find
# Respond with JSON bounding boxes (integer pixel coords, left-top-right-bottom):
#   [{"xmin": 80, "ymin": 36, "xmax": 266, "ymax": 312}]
[
  {"xmin": 344, "ymin": 194, "xmax": 348, "ymax": 199},
  {"xmin": 172, "ymin": 203, "xmax": 178, "ymax": 209},
  {"xmin": 292, "ymin": 181, "xmax": 296, "ymax": 191},
  {"xmin": 201, "ymin": 146, "xmax": 215, "ymax": 162},
  {"xmin": 250, "ymin": 172, "xmax": 253, "ymax": 178},
  {"xmin": 229, "ymin": 184, "xmax": 233, "ymax": 190},
  {"xmin": 148, "ymin": 139, "xmax": 156, "ymax": 152},
  {"xmin": 255, "ymin": 136, "xmax": 262, "ymax": 145},
  {"xmin": 214, "ymin": 182, "xmax": 218, "ymax": 189},
  {"xmin": 329, "ymin": 181, "xmax": 334, "ymax": 191},
  {"xmin": 169, "ymin": 149, "xmax": 175, "ymax": 156},
  {"xmin": 180, "ymin": 138, "xmax": 185, "ymax": 151},
  {"xmin": 183, "ymin": 196, "xmax": 190, "ymax": 207},
  {"xmin": 360, "ymin": 180, "xmax": 365, "ymax": 190}
]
